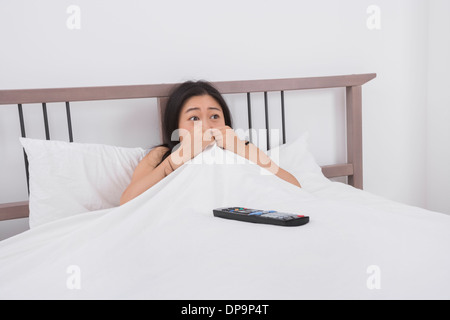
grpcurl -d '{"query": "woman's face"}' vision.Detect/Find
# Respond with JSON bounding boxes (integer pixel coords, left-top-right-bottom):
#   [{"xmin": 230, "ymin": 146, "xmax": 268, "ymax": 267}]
[{"xmin": 178, "ymin": 95, "xmax": 226, "ymax": 140}]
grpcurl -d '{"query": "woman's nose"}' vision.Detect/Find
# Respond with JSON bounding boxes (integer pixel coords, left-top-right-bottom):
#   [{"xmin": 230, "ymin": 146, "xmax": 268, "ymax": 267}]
[
  {"xmin": 201, "ymin": 119, "xmax": 214, "ymax": 130},
  {"xmin": 194, "ymin": 121, "xmax": 211, "ymax": 135}
]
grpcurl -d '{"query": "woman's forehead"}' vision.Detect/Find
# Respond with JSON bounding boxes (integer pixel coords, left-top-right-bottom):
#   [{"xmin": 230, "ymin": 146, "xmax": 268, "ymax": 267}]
[{"xmin": 182, "ymin": 95, "xmax": 222, "ymax": 112}]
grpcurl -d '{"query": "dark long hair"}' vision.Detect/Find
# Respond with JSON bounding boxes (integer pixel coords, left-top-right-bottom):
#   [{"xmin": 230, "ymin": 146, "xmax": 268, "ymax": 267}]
[{"xmin": 153, "ymin": 80, "xmax": 233, "ymax": 166}]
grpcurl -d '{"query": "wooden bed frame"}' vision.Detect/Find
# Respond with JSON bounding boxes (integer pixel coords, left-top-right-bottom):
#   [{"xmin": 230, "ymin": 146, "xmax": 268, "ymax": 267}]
[{"xmin": 0, "ymin": 73, "xmax": 376, "ymax": 221}]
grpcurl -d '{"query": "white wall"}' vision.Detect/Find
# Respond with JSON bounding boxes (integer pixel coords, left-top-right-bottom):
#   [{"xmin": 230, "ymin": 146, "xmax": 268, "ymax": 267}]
[
  {"xmin": 0, "ymin": 0, "xmax": 447, "ymax": 240},
  {"xmin": 426, "ymin": 0, "xmax": 450, "ymax": 214}
]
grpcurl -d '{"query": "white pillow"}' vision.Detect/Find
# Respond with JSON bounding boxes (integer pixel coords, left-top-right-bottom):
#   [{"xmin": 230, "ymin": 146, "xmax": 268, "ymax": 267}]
[
  {"xmin": 19, "ymin": 138, "xmax": 147, "ymax": 228},
  {"xmin": 266, "ymin": 132, "xmax": 327, "ymax": 186}
]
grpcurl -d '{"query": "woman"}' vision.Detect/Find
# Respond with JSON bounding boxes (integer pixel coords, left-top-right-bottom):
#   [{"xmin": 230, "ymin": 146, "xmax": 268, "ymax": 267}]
[{"xmin": 120, "ymin": 81, "xmax": 301, "ymax": 205}]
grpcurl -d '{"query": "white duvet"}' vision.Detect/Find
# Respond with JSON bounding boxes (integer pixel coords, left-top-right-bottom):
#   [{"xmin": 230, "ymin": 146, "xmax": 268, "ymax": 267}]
[{"xmin": 1, "ymin": 144, "xmax": 449, "ymax": 300}]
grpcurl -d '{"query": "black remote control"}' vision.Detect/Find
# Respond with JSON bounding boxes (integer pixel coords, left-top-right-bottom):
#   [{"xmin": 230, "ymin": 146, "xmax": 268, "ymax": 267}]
[{"xmin": 213, "ymin": 207, "xmax": 309, "ymax": 227}]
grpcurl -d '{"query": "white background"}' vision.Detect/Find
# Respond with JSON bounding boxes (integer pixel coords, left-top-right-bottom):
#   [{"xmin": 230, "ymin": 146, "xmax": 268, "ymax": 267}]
[{"xmin": 1, "ymin": 0, "xmax": 449, "ymax": 239}]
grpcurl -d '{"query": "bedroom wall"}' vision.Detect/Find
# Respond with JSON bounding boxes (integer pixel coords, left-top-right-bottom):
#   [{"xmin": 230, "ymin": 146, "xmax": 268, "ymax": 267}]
[
  {"xmin": 0, "ymin": 0, "xmax": 445, "ymax": 240},
  {"xmin": 426, "ymin": 0, "xmax": 450, "ymax": 214}
]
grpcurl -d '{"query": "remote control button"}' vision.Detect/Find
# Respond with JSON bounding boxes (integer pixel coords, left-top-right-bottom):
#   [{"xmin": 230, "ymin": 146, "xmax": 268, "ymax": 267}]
[
  {"xmin": 249, "ymin": 211, "xmax": 263, "ymax": 216},
  {"xmin": 297, "ymin": 215, "xmax": 305, "ymax": 218}
]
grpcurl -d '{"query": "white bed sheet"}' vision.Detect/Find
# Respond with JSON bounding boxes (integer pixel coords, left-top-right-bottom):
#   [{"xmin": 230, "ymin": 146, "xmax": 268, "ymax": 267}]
[{"xmin": 1, "ymin": 145, "xmax": 449, "ymax": 300}]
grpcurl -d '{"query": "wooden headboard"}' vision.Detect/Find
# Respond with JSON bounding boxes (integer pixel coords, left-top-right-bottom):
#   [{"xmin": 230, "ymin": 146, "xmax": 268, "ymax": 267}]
[{"xmin": 0, "ymin": 73, "xmax": 376, "ymax": 221}]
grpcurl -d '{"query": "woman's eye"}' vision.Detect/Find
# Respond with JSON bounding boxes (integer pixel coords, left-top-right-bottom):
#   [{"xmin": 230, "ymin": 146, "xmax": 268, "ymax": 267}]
[{"xmin": 188, "ymin": 115, "xmax": 219, "ymax": 121}]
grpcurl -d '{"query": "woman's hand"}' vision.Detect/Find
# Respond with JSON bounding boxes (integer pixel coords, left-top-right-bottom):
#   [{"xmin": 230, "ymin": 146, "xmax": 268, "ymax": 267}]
[
  {"xmin": 210, "ymin": 126, "xmax": 246, "ymax": 156},
  {"xmin": 170, "ymin": 122, "xmax": 215, "ymax": 167}
]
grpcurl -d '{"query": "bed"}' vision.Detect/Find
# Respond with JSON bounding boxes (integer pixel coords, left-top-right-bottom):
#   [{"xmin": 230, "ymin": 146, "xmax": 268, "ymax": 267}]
[{"xmin": 1, "ymin": 74, "xmax": 449, "ymax": 300}]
